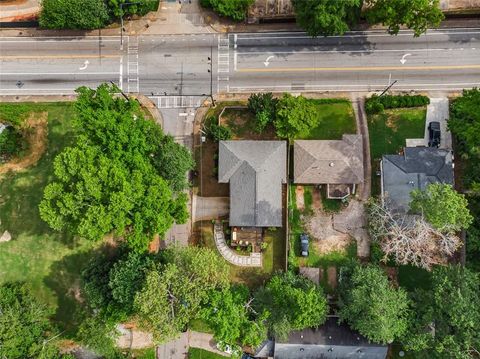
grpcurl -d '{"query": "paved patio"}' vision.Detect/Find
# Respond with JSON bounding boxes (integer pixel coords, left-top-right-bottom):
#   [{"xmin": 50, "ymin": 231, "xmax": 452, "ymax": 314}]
[{"xmin": 213, "ymin": 222, "xmax": 262, "ymax": 267}]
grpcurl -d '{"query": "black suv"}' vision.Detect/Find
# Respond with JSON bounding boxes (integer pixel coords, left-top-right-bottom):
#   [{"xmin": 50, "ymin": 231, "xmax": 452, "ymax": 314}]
[{"xmin": 428, "ymin": 121, "xmax": 441, "ymax": 148}]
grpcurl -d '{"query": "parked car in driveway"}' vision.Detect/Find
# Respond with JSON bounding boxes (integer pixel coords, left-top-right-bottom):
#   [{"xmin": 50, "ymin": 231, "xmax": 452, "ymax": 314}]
[
  {"xmin": 428, "ymin": 121, "xmax": 441, "ymax": 148},
  {"xmin": 300, "ymin": 233, "xmax": 309, "ymax": 257}
]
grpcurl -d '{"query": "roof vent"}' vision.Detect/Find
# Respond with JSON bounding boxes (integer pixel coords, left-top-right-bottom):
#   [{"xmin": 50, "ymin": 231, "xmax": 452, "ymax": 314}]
[
  {"xmin": 300, "ymin": 348, "xmax": 304, "ymax": 352},
  {"xmin": 329, "ymin": 162, "xmax": 335, "ymax": 167}
]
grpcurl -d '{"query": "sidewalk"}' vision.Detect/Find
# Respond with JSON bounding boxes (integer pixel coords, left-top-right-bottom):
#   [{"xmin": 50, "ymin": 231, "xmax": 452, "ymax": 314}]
[{"xmin": 0, "ymin": 0, "xmax": 39, "ymax": 22}]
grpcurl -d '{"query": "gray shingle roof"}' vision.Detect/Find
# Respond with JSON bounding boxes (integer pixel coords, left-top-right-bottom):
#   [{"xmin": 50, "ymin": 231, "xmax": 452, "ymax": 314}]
[
  {"xmin": 294, "ymin": 134, "xmax": 364, "ymax": 184},
  {"xmin": 219, "ymin": 141, "xmax": 287, "ymax": 227},
  {"xmin": 271, "ymin": 318, "xmax": 388, "ymax": 359},
  {"xmin": 382, "ymin": 147, "xmax": 454, "ymax": 212}
]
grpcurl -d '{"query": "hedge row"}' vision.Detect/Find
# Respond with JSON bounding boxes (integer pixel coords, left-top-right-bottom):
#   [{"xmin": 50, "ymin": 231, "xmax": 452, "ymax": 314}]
[{"xmin": 365, "ymin": 94, "xmax": 430, "ymax": 114}]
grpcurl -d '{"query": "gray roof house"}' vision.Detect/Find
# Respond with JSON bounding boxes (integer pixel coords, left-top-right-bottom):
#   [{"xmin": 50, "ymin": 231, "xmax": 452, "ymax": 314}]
[
  {"xmin": 219, "ymin": 141, "xmax": 287, "ymax": 227},
  {"xmin": 294, "ymin": 134, "xmax": 364, "ymax": 199},
  {"xmin": 381, "ymin": 147, "xmax": 454, "ymax": 212},
  {"xmin": 254, "ymin": 317, "xmax": 388, "ymax": 359}
]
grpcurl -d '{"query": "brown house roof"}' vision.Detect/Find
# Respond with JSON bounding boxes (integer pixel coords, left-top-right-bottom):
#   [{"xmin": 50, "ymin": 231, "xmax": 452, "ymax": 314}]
[{"xmin": 294, "ymin": 134, "xmax": 364, "ymax": 185}]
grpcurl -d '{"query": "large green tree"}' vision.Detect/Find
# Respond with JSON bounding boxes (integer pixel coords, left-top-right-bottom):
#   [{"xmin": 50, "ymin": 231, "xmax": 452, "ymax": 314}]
[
  {"xmin": 134, "ymin": 247, "xmax": 230, "ymax": 342},
  {"xmin": 200, "ymin": 285, "xmax": 267, "ymax": 348},
  {"xmin": 292, "ymin": 0, "xmax": 361, "ymax": 37},
  {"xmin": 365, "ymin": 0, "xmax": 444, "ymax": 37},
  {"xmin": 338, "ymin": 264, "xmax": 411, "ymax": 344},
  {"xmin": 40, "ymin": 0, "xmax": 109, "ymax": 29},
  {"xmin": 274, "ymin": 93, "xmax": 318, "ymax": 140},
  {"xmin": 403, "ymin": 266, "xmax": 480, "ymax": 358},
  {"xmin": 39, "ymin": 84, "xmax": 190, "ymax": 252},
  {"xmin": 0, "ymin": 282, "xmax": 63, "ymax": 359},
  {"xmin": 107, "ymin": 0, "xmax": 158, "ymax": 17},
  {"xmin": 410, "ymin": 183, "xmax": 473, "ymax": 233},
  {"xmin": 247, "ymin": 93, "xmax": 278, "ymax": 133},
  {"xmin": 254, "ymin": 272, "xmax": 328, "ymax": 340},
  {"xmin": 153, "ymin": 135, "xmax": 195, "ymax": 192}
]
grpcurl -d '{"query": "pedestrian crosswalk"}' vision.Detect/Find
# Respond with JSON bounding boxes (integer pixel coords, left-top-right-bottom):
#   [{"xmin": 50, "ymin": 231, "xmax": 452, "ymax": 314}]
[
  {"xmin": 217, "ymin": 34, "xmax": 230, "ymax": 93},
  {"xmin": 127, "ymin": 36, "xmax": 139, "ymax": 93},
  {"xmin": 150, "ymin": 95, "xmax": 207, "ymax": 109}
]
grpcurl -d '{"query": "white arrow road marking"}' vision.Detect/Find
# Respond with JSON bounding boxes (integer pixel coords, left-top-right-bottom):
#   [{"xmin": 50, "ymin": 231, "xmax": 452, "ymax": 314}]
[
  {"xmin": 264, "ymin": 55, "xmax": 274, "ymax": 67},
  {"xmin": 79, "ymin": 60, "xmax": 90, "ymax": 70},
  {"xmin": 400, "ymin": 53, "xmax": 412, "ymax": 64}
]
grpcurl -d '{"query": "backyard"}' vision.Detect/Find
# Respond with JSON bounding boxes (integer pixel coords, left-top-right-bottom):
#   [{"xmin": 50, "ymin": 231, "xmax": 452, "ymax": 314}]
[
  {"xmin": 368, "ymin": 107, "xmax": 427, "ymax": 194},
  {"xmin": 0, "ymin": 102, "xmax": 99, "ymax": 335},
  {"xmin": 191, "ymin": 220, "xmax": 286, "ymax": 288}
]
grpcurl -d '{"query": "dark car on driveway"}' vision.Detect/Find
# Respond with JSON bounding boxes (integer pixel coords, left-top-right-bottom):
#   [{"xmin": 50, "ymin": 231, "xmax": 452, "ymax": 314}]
[
  {"xmin": 300, "ymin": 233, "xmax": 309, "ymax": 257},
  {"xmin": 428, "ymin": 121, "xmax": 441, "ymax": 148}
]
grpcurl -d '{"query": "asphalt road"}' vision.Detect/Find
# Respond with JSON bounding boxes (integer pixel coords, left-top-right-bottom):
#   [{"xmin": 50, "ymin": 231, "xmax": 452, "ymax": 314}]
[{"xmin": 1, "ymin": 28, "xmax": 480, "ymax": 99}]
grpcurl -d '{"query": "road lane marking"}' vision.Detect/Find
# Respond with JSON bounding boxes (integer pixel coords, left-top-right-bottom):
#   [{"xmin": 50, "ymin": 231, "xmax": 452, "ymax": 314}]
[
  {"xmin": 235, "ymin": 48, "xmax": 461, "ymax": 55},
  {"xmin": 236, "ymin": 64, "xmax": 480, "ymax": 73},
  {"xmin": 0, "ymin": 55, "xmax": 121, "ymax": 60}
]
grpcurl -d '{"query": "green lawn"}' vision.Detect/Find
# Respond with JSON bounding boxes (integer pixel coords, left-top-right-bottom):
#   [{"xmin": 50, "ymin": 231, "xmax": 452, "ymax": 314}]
[
  {"xmin": 296, "ymin": 99, "xmax": 356, "ymax": 140},
  {"xmin": 193, "ymin": 220, "xmax": 285, "ymax": 288},
  {"xmin": 0, "ymin": 102, "xmax": 99, "ymax": 335},
  {"xmin": 189, "ymin": 318, "xmax": 214, "ymax": 334},
  {"xmin": 368, "ymin": 107, "xmax": 427, "ymax": 195},
  {"xmin": 188, "ymin": 348, "xmax": 228, "ymax": 359}
]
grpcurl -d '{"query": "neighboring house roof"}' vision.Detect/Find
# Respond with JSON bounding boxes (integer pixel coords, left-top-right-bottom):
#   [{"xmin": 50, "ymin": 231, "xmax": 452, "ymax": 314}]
[
  {"xmin": 381, "ymin": 147, "xmax": 454, "ymax": 212},
  {"xmin": 294, "ymin": 134, "xmax": 364, "ymax": 184},
  {"xmin": 255, "ymin": 318, "xmax": 387, "ymax": 359},
  {"xmin": 219, "ymin": 141, "xmax": 287, "ymax": 227}
]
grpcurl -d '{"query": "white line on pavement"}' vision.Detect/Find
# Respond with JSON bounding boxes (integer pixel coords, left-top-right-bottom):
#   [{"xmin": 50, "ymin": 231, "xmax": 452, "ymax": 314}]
[
  {"xmin": 234, "ymin": 48, "xmax": 471, "ymax": 55},
  {"xmin": 119, "ymin": 56, "xmax": 123, "ymax": 91}
]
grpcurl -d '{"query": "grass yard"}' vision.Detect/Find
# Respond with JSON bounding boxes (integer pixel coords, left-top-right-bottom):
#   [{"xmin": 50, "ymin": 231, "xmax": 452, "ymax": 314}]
[
  {"xmin": 188, "ymin": 348, "xmax": 228, "ymax": 359},
  {"xmin": 192, "ymin": 220, "xmax": 286, "ymax": 288},
  {"xmin": 296, "ymin": 99, "xmax": 356, "ymax": 140},
  {"xmin": 0, "ymin": 102, "xmax": 99, "ymax": 335},
  {"xmin": 368, "ymin": 108, "xmax": 427, "ymax": 195}
]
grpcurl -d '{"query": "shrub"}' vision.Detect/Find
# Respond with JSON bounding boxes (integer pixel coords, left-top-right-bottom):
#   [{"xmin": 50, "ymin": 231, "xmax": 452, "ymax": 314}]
[
  {"xmin": 206, "ymin": 123, "xmax": 233, "ymax": 142},
  {"xmin": 200, "ymin": 0, "xmax": 254, "ymax": 21},
  {"xmin": 365, "ymin": 94, "xmax": 429, "ymax": 114},
  {"xmin": 40, "ymin": 0, "xmax": 109, "ymax": 29},
  {"xmin": 0, "ymin": 126, "xmax": 23, "ymax": 159}
]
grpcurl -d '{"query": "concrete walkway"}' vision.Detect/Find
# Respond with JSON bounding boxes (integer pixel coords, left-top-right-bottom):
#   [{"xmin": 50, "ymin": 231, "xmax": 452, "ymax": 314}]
[
  {"xmin": 213, "ymin": 222, "xmax": 262, "ymax": 267},
  {"xmin": 350, "ymin": 94, "xmax": 372, "ymax": 259}
]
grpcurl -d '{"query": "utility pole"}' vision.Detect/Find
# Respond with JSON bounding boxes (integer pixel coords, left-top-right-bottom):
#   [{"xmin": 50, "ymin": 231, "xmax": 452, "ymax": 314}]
[
  {"xmin": 207, "ymin": 46, "xmax": 215, "ymax": 107},
  {"xmin": 379, "ymin": 80, "xmax": 397, "ymax": 97},
  {"xmin": 120, "ymin": 2, "xmax": 140, "ymax": 49}
]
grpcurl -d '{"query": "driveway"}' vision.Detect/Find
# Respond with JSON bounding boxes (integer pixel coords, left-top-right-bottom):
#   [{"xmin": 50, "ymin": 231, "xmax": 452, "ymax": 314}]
[
  {"xmin": 406, "ymin": 97, "xmax": 452, "ymax": 150},
  {"xmin": 424, "ymin": 98, "xmax": 452, "ymax": 150},
  {"xmin": 192, "ymin": 195, "xmax": 229, "ymax": 222}
]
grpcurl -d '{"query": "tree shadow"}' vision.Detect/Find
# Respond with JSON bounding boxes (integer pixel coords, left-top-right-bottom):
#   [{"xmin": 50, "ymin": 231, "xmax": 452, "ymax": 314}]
[{"xmin": 43, "ymin": 244, "xmax": 116, "ymax": 337}]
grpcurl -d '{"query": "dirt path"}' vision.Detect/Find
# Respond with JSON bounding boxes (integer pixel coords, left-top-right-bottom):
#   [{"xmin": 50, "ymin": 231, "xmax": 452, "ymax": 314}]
[{"xmin": 0, "ymin": 112, "xmax": 48, "ymax": 177}]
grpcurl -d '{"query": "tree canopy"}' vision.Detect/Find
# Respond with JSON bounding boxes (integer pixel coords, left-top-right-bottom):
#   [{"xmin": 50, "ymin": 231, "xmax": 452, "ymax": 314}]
[
  {"xmin": 254, "ymin": 272, "xmax": 328, "ymax": 340},
  {"xmin": 39, "ymin": 0, "xmax": 109, "ymax": 29},
  {"xmin": 200, "ymin": 285, "xmax": 267, "ymax": 349},
  {"xmin": 39, "ymin": 84, "xmax": 191, "ymax": 252},
  {"xmin": 201, "ymin": 0, "xmax": 254, "ymax": 21},
  {"xmin": 449, "ymin": 88, "xmax": 480, "ymax": 159},
  {"xmin": 410, "ymin": 183, "xmax": 473, "ymax": 233},
  {"xmin": 292, "ymin": 0, "xmax": 361, "ymax": 37},
  {"xmin": 338, "ymin": 264, "xmax": 411, "ymax": 344},
  {"xmin": 0, "ymin": 282, "xmax": 64, "ymax": 359},
  {"xmin": 247, "ymin": 93, "xmax": 278, "ymax": 133},
  {"xmin": 134, "ymin": 246, "xmax": 230, "ymax": 342},
  {"xmin": 365, "ymin": 0, "xmax": 444, "ymax": 37},
  {"xmin": 274, "ymin": 93, "xmax": 318, "ymax": 140},
  {"xmin": 403, "ymin": 265, "xmax": 480, "ymax": 358}
]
